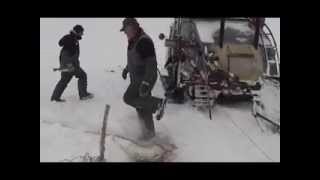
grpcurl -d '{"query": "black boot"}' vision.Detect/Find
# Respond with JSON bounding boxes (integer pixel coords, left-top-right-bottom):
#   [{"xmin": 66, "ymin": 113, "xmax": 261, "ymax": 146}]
[
  {"xmin": 51, "ymin": 97, "xmax": 66, "ymax": 102},
  {"xmin": 76, "ymin": 67, "xmax": 91, "ymax": 100},
  {"xmin": 137, "ymin": 109, "xmax": 156, "ymax": 142},
  {"xmin": 80, "ymin": 92, "xmax": 94, "ymax": 100},
  {"xmin": 155, "ymin": 98, "xmax": 167, "ymax": 120},
  {"xmin": 138, "ymin": 130, "xmax": 156, "ymax": 146}
]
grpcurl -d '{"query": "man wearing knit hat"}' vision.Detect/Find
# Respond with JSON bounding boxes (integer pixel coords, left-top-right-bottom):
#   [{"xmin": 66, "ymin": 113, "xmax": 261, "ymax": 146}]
[
  {"xmin": 121, "ymin": 18, "xmax": 167, "ymax": 141},
  {"xmin": 51, "ymin": 24, "xmax": 93, "ymax": 102}
]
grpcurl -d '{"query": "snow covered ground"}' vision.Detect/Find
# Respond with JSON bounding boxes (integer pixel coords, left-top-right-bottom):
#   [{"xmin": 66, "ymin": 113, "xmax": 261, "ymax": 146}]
[{"xmin": 40, "ymin": 18, "xmax": 280, "ymax": 162}]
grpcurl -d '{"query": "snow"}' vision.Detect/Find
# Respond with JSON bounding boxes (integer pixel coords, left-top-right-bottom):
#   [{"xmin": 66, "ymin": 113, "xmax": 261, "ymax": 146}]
[
  {"xmin": 40, "ymin": 18, "xmax": 280, "ymax": 162},
  {"xmin": 40, "ymin": 120, "xmax": 98, "ymax": 161}
]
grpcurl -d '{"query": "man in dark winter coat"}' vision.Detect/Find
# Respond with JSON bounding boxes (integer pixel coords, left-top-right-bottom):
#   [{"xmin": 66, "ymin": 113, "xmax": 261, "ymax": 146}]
[
  {"xmin": 51, "ymin": 25, "xmax": 93, "ymax": 102},
  {"xmin": 121, "ymin": 18, "xmax": 166, "ymax": 141}
]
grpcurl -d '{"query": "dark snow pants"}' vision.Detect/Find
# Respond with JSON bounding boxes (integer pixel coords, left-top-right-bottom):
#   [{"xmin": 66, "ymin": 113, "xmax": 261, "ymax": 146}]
[
  {"xmin": 51, "ymin": 67, "xmax": 88, "ymax": 100},
  {"xmin": 123, "ymin": 79, "xmax": 161, "ymax": 135}
]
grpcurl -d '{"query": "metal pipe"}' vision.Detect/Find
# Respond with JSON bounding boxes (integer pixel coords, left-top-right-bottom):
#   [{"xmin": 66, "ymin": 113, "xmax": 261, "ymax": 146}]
[
  {"xmin": 220, "ymin": 18, "xmax": 225, "ymax": 48},
  {"xmin": 253, "ymin": 18, "xmax": 261, "ymax": 49}
]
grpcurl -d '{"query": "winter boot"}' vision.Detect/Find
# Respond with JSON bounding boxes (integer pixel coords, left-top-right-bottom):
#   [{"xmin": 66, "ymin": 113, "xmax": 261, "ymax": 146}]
[
  {"xmin": 80, "ymin": 92, "xmax": 94, "ymax": 100},
  {"xmin": 155, "ymin": 98, "xmax": 167, "ymax": 120},
  {"xmin": 51, "ymin": 97, "xmax": 66, "ymax": 102}
]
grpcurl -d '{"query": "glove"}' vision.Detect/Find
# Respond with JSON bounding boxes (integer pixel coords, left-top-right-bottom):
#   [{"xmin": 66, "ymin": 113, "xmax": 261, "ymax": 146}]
[
  {"xmin": 122, "ymin": 68, "xmax": 128, "ymax": 80},
  {"xmin": 139, "ymin": 81, "xmax": 151, "ymax": 97}
]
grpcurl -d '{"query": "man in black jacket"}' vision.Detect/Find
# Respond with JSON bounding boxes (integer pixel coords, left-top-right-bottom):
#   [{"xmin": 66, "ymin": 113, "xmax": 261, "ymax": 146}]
[
  {"xmin": 51, "ymin": 25, "xmax": 93, "ymax": 102},
  {"xmin": 121, "ymin": 18, "xmax": 166, "ymax": 141}
]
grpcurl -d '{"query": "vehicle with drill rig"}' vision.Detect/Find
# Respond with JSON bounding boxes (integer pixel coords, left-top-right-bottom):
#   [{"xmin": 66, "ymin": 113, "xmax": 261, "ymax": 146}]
[{"xmin": 158, "ymin": 18, "xmax": 280, "ymax": 132}]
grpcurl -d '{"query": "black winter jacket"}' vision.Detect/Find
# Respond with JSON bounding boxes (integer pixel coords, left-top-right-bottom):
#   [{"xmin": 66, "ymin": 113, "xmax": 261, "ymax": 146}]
[
  {"xmin": 126, "ymin": 28, "xmax": 157, "ymax": 84},
  {"xmin": 58, "ymin": 32, "xmax": 80, "ymax": 68}
]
